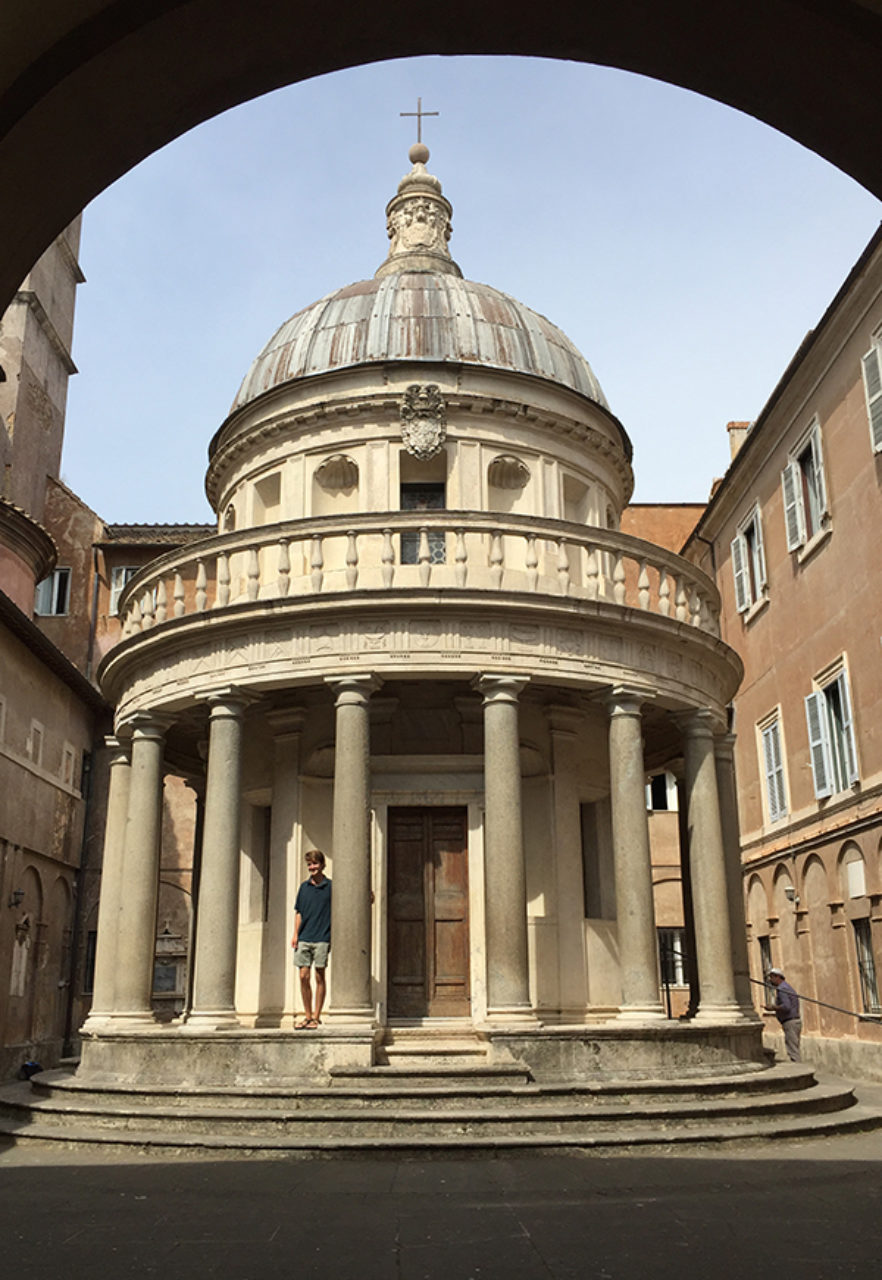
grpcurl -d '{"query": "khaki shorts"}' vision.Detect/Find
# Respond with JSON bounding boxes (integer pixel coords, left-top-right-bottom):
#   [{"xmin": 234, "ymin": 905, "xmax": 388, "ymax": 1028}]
[{"xmin": 293, "ymin": 940, "xmax": 330, "ymax": 969}]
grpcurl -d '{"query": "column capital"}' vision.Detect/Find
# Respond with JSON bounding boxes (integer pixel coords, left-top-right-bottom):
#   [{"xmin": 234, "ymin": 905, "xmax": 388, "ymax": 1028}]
[
  {"xmin": 123, "ymin": 710, "xmax": 174, "ymax": 742},
  {"xmin": 325, "ymin": 674, "xmax": 383, "ymax": 707},
  {"xmin": 473, "ymin": 674, "xmax": 529, "ymax": 705},
  {"xmin": 545, "ymin": 703, "xmax": 582, "ymax": 736},
  {"xmin": 265, "ymin": 706, "xmax": 307, "ymax": 738},
  {"xmin": 675, "ymin": 706, "xmax": 722, "ymax": 741},
  {"xmin": 103, "ymin": 734, "xmax": 132, "ymax": 765},
  {"xmin": 605, "ymin": 685, "xmax": 651, "ymax": 718},
  {"xmin": 200, "ymin": 686, "xmax": 256, "ymax": 717},
  {"xmin": 714, "ymin": 731, "xmax": 737, "ymax": 762}
]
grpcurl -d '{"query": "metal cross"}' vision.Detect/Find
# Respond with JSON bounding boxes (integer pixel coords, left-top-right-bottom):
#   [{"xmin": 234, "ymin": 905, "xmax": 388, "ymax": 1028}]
[{"xmin": 400, "ymin": 97, "xmax": 439, "ymax": 144}]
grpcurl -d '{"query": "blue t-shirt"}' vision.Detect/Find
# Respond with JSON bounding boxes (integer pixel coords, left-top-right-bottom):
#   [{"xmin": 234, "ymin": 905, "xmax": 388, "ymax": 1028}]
[
  {"xmin": 775, "ymin": 980, "xmax": 800, "ymax": 1023},
  {"xmin": 294, "ymin": 877, "xmax": 332, "ymax": 944}
]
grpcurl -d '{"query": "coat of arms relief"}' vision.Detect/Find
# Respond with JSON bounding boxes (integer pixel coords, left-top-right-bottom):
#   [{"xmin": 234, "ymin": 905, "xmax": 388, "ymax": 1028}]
[{"xmin": 400, "ymin": 384, "xmax": 447, "ymax": 459}]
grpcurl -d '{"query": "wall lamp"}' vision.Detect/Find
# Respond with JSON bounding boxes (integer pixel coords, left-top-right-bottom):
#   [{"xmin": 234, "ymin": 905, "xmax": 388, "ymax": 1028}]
[
  {"xmin": 7, "ymin": 889, "xmax": 24, "ymax": 909},
  {"xmin": 784, "ymin": 885, "xmax": 800, "ymax": 907}
]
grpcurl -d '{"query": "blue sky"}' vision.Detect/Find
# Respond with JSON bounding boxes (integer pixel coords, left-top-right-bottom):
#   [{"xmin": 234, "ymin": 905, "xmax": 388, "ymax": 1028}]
[{"xmin": 61, "ymin": 55, "xmax": 882, "ymax": 524}]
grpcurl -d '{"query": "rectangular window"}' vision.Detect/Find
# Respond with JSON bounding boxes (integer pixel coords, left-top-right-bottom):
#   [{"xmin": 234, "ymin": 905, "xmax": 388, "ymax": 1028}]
[
  {"xmin": 61, "ymin": 742, "xmax": 76, "ymax": 788},
  {"xmin": 27, "ymin": 720, "xmax": 44, "ymax": 767},
  {"xmin": 34, "ymin": 567, "xmax": 71, "ymax": 615},
  {"xmin": 646, "ymin": 771, "xmax": 678, "ymax": 811},
  {"xmin": 805, "ymin": 667, "xmax": 859, "ymax": 798},
  {"xmin": 853, "ymin": 919, "xmax": 882, "ymax": 1015},
  {"xmin": 781, "ymin": 420, "xmax": 828, "ymax": 551},
  {"xmin": 658, "ymin": 927, "xmax": 687, "ymax": 986},
  {"xmin": 109, "ymin": 565, "xmax": 140, "ymax": 616},
  {"xmin": 400, "ymin": 482, "xmax": 446, "ymax": 565},
  {"xmin": 731, "ymin": 504, "xmax": 767, "ymax": 613},
  {"xmin": 862, "ymin": 343, "xmax": 882, "ymax": 454},
  {"xmin": 760, "ymin": 716, "xmax": 788, "ymax": 822}
]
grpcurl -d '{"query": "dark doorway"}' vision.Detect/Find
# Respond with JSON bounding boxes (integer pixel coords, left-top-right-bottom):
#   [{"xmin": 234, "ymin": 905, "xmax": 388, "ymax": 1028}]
[{"xmin": 387, "ymin": 806, "xmax": 470, "ymax": 1018}]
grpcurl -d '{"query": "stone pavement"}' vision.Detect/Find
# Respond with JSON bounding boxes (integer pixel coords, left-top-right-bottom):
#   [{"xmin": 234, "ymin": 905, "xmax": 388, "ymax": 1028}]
[{"xmin": 2, "ymin": 1078, "xmax": 882, "ymax": 1280}]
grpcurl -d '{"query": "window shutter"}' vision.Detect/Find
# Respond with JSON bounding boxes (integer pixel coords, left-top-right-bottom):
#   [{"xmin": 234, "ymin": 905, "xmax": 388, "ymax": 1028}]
[
  {"xmin": 34, "ymin": 577, "xmax": 52, "ymax": 615},
  {"xmin": 805, "ymin": 691, "xmax": 834, "ymax": 799},
  {"xmin": 753, "ymin": 512, "xmax": 767, "ymax": 591},
  {"xmin": 762, "ymin": 721, "xmax": 786, "ymax": 821},
  {"xmin": 862, "ymin": 347, "xmax": 882, "ymax": 454},
  {"xmin": 782, "ymin": 461, "xmax": 806, "ymax": 551},
  {"xmin": 836, "ymin": 672, "xmax": 859, "ymax": 785},
  {"xmin": 730, "ymin": 533, "xmax": 750, "ymax": 612},
  {"xmin": 809, "ymin": 426, "xmax": 828, "ymax": 516}
]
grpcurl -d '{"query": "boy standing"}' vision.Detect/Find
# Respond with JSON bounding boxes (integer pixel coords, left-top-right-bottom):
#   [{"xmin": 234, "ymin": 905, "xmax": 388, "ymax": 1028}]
[{"xmin": 291, "ymin": 850, "xmax": 331, "ymax": 1029}]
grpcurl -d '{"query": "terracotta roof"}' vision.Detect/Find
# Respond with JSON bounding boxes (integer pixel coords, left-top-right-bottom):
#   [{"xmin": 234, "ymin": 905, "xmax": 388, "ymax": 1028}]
[{"xmin": 100, "ymin": 523, "xmax": 214, "ymax": 545}]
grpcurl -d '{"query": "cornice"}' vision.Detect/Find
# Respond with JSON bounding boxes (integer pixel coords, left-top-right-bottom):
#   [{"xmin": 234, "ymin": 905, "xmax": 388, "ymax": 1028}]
[
  {"xmin": 14, "ymin": 289, "xmax": 77, "ymax": 375},
  {"xmin": 0, "ymin": 497, "xmax": 57, "ymax": 580},
  {"xmin": 205, "ymin": 389, "xmax": 634, "ymax": 509}
]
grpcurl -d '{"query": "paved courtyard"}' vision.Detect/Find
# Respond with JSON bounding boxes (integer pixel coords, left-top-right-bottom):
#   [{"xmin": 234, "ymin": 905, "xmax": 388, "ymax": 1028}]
[{"xmin": 3, "ymin": 1110, "xmax": 882, "ymax": 1280}]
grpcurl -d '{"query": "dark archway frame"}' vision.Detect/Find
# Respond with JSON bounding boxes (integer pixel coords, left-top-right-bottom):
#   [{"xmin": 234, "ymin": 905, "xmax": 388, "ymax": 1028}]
[{"xmin": 2, "ymin": 1, "xmax": 882, "ymax": 308}]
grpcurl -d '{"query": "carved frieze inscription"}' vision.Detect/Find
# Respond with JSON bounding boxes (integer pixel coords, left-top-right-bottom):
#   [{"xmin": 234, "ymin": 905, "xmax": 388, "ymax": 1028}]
[{"xmin": 110, "ymin": 609, "xmax": 737, "ymax": 719}]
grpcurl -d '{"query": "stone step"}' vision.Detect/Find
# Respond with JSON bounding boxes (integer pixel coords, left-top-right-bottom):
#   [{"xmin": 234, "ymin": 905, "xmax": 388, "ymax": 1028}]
[
  {"xmin": 0, "ymin": 1071, "xmax": 869, "ymax": 1148},
  {"xmin": 1, "ymin": 1101, "xmax": 880, "ymax": 1156}
]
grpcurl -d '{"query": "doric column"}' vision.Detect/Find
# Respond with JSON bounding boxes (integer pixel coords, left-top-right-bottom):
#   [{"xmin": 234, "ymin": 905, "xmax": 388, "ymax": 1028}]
[
  {"xmin": 185, "ymin": 690, "xmax": 250, "ymax": 1030},
  {"xmin": 112, "ymin": 713, "xmax": 169, "ymax": 1022},
  {"xmin": 258, "ymin": 707, "xmax": 306, "ymax": 1026},
  {"xmin": 325, "ymin": 674, "xmax": 381, "ymax": 1024},
  {"xmin": 715, "ymin": 732, "xmax": 759, "ymax": 1017},
  {"xmin": 606, "ymin": 690, "xmax": 665, "ymax": 1020},
  {"xmin": 681, "ymin": 710, "xmax": 741, "ymax": 1020},
  {"xmin": 476, "ymin": 674, "xmax": 535, "ymax": 1023},
  {"xmin": 547, "ymin": 704, "xmax": 588, "ymax": 1021},
  {"xmin": 80, "ymin": 734, "xmax": 131, "ymax": 1029}
]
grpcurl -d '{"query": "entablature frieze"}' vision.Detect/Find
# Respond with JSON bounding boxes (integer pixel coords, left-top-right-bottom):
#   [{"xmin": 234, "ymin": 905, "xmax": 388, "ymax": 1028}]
[{"xmin": 104, "ymin": 596, "xmax": 740, "ymax": 727}]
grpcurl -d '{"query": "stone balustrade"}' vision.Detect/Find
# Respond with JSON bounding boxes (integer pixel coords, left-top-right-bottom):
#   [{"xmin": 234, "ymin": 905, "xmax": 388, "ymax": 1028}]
[{"xmin": 116, "ymin": 512, "xmax": 720, "ymax": 639}]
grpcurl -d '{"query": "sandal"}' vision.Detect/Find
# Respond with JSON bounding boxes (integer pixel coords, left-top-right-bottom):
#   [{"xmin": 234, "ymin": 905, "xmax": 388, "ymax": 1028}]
[
  {"xmin": 295, "ymin": 1017, "xmax": 311, "ymax": 1030},
  {"xmin": 305, "ymin": 1018, "xmax": 320, "ymax": 1029}
]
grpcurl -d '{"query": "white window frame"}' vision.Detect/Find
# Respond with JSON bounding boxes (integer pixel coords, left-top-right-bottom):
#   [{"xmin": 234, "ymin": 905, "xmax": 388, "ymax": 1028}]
[
  {"xmin": 109, "ymin": 565, "xmax": 141, "ymax": 616},
  {"xmin": 731, "ymin": 502, "xmax": 768, "ymax": 614},
  {"xmin": 781, "ymin": 419, "xmax": 828, "ymax": 553},
  {"xmin": 862, "ymin": 340, "xmax": 882, "ymax": 455},
  {"xmin": 34, "ymin": 567, "xmax": 71, "ymax": 616},
  {"xmin": 805, "ymin": 663, "xmax": 859, "ymax": 799},
  {"xmin": 759, "ymin": 713, "xmax": 788, "ymax": 823}
]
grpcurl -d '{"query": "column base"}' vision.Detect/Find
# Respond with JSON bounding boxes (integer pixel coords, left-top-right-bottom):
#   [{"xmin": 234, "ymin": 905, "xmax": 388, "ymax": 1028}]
[
  {"xmin": 322, "ymin": 1006, "xmax": 375, "ymax": 1027},
  {"xmin": 693, "ymin": 1002, "xmax": 755, "ymax": 1024},
  {"xmin": 484, "ymin": 1004, "xmax": 540, "ymax": 1027},
  {"xmin": 616, "ymin": 1004, "xmax": 668, "ymax": 1022},
  {"xmin": 84, "ymin": 1009, "xmax": 159, "ymax": 1030},
  {"xmin": 181, "ymin": 1009, "xmax": 241, "ymax": 1032}
]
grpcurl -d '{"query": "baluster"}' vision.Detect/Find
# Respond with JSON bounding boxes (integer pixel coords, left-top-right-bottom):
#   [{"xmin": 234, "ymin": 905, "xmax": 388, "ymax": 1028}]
[
  {"xmin": 154, "ymin": 578, "xmax": 167, "ymax": 624},
  {"xmin": 246, "ymin": 546, "xmax": 260, "ymax": 600},
  {"xmin": 195, "ymin": 559, "xmax": 207, "ymax": 612},
  {"xmin": 585, "ymin": 545, "xmax": 599, "ymax": 600},
  {"xmin": 310, "ymin": 535, "xmax": 324, "ymax": 593},
  {"xmin": 489, "ymin": 530, "xmax": 504, "ymax": 590},
  {"xmin": 690, "ymin": 585, "xmax": 702, "ymax": 627},
  {"xmin": 173, "ymin": 572, "xmax": 185, "ymax": 618},
  {"xmin": 675, "ymin": 577, "xmax": 688, "ymax": 622},
  {"xmin": 638, "ymin": 560, "xmax": 650, "ymax": 611},
  {"xmin": 525, "ymin": 534, "xmax": 538, "ymax": 592},
  {"xmin": 381, "ymin": 529, "xmax": 394, "ymax": 588},
  {"xmin": 215, "ymin": 551, "xmax": 230, "ymax": 607},
  {"xmin": 418, "ymin": 527, "xmax": 431, "ymax": 588},
  {"xmin": 129, "ymin": 597, "xmax": 142, "ymax": 633},
  {"xmin": 345, "ymin": 530, "xmax": 358, "ymax": 590},
  {"xmin": 140, "ymin": 590, "xmax": 154, "ymax": 630},
  {"xmin": 277, "ymin": 539, "xmax": 290, "ymax": 597},
  {"xmin": 613, "ymin": 553, "xmax": 626, "ymax": 605},
  {"xmin": 658, "ymin": 568, "xmax": 670, "ymax": 617},
  {"xmin": 453, "ymin": 529, "xmax": 467, "ymax": 588},
  {"xmin": 557, "ymin": 540, "xmax": 570, "ymax": 596}
]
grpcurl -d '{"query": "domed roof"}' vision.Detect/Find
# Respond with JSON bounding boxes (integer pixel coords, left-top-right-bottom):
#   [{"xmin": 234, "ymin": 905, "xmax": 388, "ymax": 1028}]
[
  {"xmin": 230, "ymin": 145, "xmax": 609, "ymax": 415},
  {"xmin": 231, "ymin": 273, "xmax": 609, "ymax": 412}
]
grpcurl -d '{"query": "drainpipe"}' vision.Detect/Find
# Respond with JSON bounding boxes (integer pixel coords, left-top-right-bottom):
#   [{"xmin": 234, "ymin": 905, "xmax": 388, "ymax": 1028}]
[{"xmin": 62, "ymin": 747, "xmax": 94, "ymax": 1057}]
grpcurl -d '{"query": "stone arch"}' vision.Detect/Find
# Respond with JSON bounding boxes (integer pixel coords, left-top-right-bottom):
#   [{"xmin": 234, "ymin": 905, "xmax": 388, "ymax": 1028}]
[
  {"xmin": 6, "ymin": 864, "xmax": 44, "ymax": 1044},
  {"xmin": 802, "ymin": 853, "xmax": 838, "ymax": 1035},
  {"xmin": 771, "ymin": 863, "xmax": 799, "ymax": 960},
  {"xmin": 838, "ymin": 839, "xmax": 868, "ymax": 903},
  {"xmin": 3, "ymin": 4, "xmax": 882, "ymax": 309},
  {"xmin": 30, "ymin": 875, "xmax": 73, "ymax": 1043}
]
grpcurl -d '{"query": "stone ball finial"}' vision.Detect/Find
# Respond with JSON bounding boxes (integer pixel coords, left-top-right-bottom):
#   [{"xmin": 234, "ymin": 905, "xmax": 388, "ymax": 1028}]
[{"xmin": 409, "ymin": 142, "xmax": 430, "ymax": 166}]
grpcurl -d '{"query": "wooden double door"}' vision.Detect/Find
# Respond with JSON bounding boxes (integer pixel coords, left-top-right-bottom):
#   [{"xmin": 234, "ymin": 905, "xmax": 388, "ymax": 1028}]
[{"xmin": 387, "ymin": 806, "xmax": 470, "ymax": 1019}]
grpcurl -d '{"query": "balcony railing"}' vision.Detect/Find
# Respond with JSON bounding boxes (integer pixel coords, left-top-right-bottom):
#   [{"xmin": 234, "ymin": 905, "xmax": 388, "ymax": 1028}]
[{"xmin": 117, "ymin": 512, "xmax": 720, "ymax": 639}]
